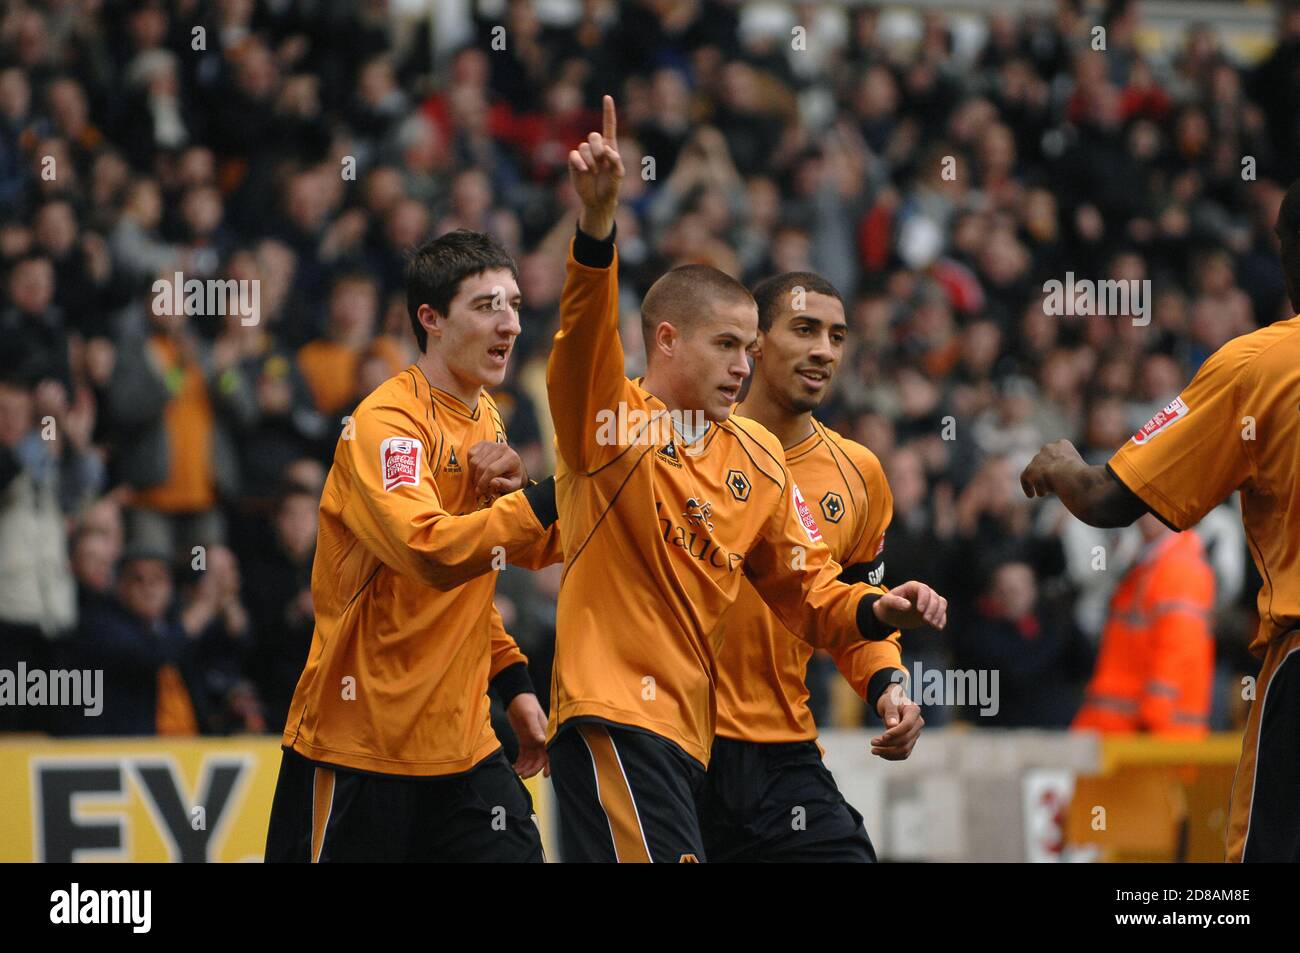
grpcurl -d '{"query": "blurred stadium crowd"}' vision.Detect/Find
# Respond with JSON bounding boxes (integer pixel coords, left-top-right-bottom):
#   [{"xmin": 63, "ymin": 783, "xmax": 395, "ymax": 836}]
[{"xmin": 1, "ymin": 0, "xmax": 1295, "ymax": 740}]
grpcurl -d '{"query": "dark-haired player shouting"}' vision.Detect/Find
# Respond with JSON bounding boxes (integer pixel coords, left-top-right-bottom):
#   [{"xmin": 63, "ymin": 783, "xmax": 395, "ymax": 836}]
[{"xmin": 266, "ymin": 230, "xmax": 560, "ymax": 862}]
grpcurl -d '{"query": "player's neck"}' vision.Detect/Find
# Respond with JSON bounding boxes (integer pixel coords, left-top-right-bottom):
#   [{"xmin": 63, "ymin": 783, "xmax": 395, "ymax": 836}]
[
  {"xmin": 639, "ymin": 374, "xmax": 712, "ymax": 444},
  {"xmin": 417, "ymin": 351, "xmax": 482, "ymax": 411},
  {"xmin": 640, "ymin": 369, "xmax": 705, "ymax": 426},
  {"xmin": 736, "ymin": 383, "xmax": 814, "ymax": 450}
]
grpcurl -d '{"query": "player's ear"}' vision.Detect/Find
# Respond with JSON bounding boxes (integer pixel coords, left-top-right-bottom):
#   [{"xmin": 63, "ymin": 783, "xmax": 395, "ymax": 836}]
[
  {"xmin": 418, "ymin": 302, "xmax": 445, "ymax": 343},
  {"xmin": 653, "ymin": 320, "xmax": 676, "ymax": 358}
]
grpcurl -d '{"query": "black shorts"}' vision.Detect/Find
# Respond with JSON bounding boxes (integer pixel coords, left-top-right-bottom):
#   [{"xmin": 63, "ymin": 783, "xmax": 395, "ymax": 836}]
[
  {"xmin": 548, "ymin": 721, "xmax": 707, "ymax": 862},
  {"xmin": 264, "ymin": 746, "xmax": 543, "ymax": 862},
  {"xmin": 698, "ymin": 736, "xmax": 876, "ymax": 863},
  {"xmin": 1229, "ymin": 628, "xmax": 1300, "ymax": 862}
]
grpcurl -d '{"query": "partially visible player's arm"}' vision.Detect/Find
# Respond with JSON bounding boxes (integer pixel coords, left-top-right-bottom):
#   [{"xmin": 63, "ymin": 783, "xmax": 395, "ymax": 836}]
[
  {"xmin": 1020, "ymin": 440, "xmax": 1148, "ymax": 528},
  {"xmin": 505, "ymin": 476, "xmax": 563, "ymax": 570},
  {"xmin": 827, "ymin": 465, "xmax": 908, "ymax": 712},
  {"xmin": 487, "ymin": 604, "xmax": 550, "ymax": 778},
  {"xmin": 488, "ymin": 603, "xmax": 534, "ymax": 701},
  {"xmin": 340, "ymin": 402, "xmax": 556, "ymax": 591},
  {"xmin": 1024, "ymin": 344, "xmax": 1257, "ymax": 530},
  {"xmin": 548, "ymin": 95, "xmax": 628, "ymax": 472},
  {"xmin": 822, "ymin": 457, "xmax": 923, "ymax": 759}
]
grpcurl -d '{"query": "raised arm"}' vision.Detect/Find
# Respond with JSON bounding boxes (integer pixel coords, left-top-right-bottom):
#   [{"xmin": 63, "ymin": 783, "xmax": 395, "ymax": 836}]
[{"xmin": 547, "ymin": 95, "xmax": 631, "ymax": 472}]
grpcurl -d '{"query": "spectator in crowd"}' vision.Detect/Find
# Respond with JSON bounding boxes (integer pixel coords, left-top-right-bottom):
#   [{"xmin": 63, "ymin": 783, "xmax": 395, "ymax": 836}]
[
  {"xmin": 178, "ymin": 544, "xmax": 265, "ymax": 735},
  {"xmin": 0, "ymin": 368, "xmax": 102, "ymax": 731},
  {"xmin": 70, "ymin": 524, "xmax": 117, "ymax": 608},
  {"xmin": 71, "ymin": 545, "xmax": 203, "ymax": 737},
  {"xmin": 953, "ymin": 560, "xmax": 1094, "ymax": 728},
  {"xmin": 243, "ymin": 485, "xmax": 317, "ymax": 731},
  {"xmin": 295, "ymin": 270, "xmax": 403, "ymax": 417},
  {"xmin": 102, "ymin": 290, "xmax": 254, "ymax": 557},
  {"xmin": 2, "ymin": 253, "xmax": 69, "ymax": 388}
]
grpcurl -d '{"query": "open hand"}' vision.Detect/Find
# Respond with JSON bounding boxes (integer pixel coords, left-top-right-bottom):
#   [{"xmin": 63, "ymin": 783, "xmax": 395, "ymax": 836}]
[{"xmin": 872, "ymin": 580, "xmax": 947, "ymax": 630}]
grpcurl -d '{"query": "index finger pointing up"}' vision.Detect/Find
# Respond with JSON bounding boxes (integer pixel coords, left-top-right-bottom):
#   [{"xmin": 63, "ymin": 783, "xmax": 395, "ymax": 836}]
[{"xmin": 603, "ymin": 94, "xmax": 617, "ymax": 145}]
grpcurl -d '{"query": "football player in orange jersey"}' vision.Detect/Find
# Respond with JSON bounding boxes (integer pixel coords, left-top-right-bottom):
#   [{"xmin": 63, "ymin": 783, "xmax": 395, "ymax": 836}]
[
  {"xmin": 699, "ymin": 271, "xmax": 924, "ymax": 861},
  {"xmin": 544, "ymin": 97, "xmax": 946, "ymax": 862},
  {"xmin": 1021, "ymin": 179, "xmax": 1300, "ymax": 861},
  {"xmin": 265, "ymin": 230, "xmax": 561, "ymax": 862}
]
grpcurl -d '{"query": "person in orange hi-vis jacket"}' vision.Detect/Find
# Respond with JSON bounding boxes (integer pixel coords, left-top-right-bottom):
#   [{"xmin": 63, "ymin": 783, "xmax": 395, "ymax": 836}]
[{"xmin": 1073, "ymin": 514, "xmax": 1215, "ymax": 739}]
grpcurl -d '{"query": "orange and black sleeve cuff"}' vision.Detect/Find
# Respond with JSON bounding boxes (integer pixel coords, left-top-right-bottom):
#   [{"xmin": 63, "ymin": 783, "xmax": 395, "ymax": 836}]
[
  {"xmin": 855, "ymin": 593, "xmax": 895, "ymax": 641},
  {"xmin": 491, "ymin": 663, "xmax": 535, "ymax": 705},
  {"xmin": 1104, "ymin": 462, "xmax": 1173, "ymax": 531},
  {"xmin": 574, "ymin": 220, "xmax": 616, "ymax": 267},
  {"xmin": 522, "ymin": 476, "xmax": 557, "ymax": 529},
  {"xmin": 866, "ymin": 668, "xmax": 907, "ymax": 711}
]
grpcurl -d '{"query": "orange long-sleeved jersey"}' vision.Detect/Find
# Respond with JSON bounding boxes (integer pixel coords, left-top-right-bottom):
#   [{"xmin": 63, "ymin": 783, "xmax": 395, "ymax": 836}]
[
  {"xmin": 283, "ymin": 367, "xmax": 561, "ymax": 776},
  {"xmin": 1073, "ymin": 531, "xmax": 1214, "ymax": 738},
  {"xmin": 714, "ymin": 419, "xmax": 905, "ymax": 742},
  {"xmin": 545, "ymin": 236, "xmax": 891, "ymax": 766}
]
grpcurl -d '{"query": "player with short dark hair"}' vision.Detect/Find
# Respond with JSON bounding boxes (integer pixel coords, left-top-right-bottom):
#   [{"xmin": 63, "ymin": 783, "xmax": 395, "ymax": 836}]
[
  {"xmin": 544, "ymin": 98, "xmax": 946, "ymax": 863},
  {"xmin": 1020, "ymin": 177, "xmax": 1300, "ymax": 863},
  {"xmin": 699, "ymin": 271, "xmax": 924, "ymax": 862},
  {"xmin": 405, "ymin": 229, "xmax": 519, "ymax": 353},
  {"xmin": 264, "ymin": 228, "xmax": 561, "ymax": 862}
]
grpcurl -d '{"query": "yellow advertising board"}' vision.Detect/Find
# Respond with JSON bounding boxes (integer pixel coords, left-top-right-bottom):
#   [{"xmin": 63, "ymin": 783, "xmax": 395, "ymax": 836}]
[
  {"xmin": 0, "ymin": 736, "xmax": 285, "ymax": 862},
  {"xmin": 0, "ymin": 737, "xmax": 554, "ymax": 862}
]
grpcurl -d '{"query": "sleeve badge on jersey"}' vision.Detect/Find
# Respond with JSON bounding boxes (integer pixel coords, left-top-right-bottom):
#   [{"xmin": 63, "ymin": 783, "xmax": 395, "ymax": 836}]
[
  {"xmin": 380, "ymin": 436, "xmax": 422, "ymax": 491},
  {"xmin": 792, "ymin": 483, "xmax": 822, "ymax": 543},
  {"xmin": 1131, "ymin": 396, "xmax": 1188, "ymax": 445}
]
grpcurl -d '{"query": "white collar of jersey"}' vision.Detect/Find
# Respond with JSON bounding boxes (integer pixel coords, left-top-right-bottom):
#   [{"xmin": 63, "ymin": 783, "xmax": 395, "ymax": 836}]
[{"xmin": 673, "ymin": 414, "xmax": 710, "ymax": 446}]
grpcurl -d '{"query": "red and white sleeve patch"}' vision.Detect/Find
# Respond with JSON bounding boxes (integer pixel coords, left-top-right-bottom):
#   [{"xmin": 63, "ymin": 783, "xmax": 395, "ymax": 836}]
[
  {"xmin": 1131, "ymin": 396, "xmax": 1188, "ymax": 446},
  {"xmin": 380, "ymin": 436, "xmax": 422, "ymax": 491},
  {"xmin": 792, "ymin": 483, "xmax": 822, "ymax": 543}
]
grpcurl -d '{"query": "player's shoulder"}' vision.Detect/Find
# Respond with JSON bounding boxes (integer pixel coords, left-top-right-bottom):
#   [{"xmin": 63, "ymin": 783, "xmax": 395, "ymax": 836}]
[
  {"xmin": 1205, "ymin": 316, "xmax": 1300, "ymax": 379},
  {"xmin": 720, "ymin": 413, "xmax": 788, "ymax": 490},
  {"xmin": 353, "ymin": 367, "xmax": 438, "ymax": 437},
  {"xmin": 818, "ymin": 422, "xmax": 886, "ymax": 485}
]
